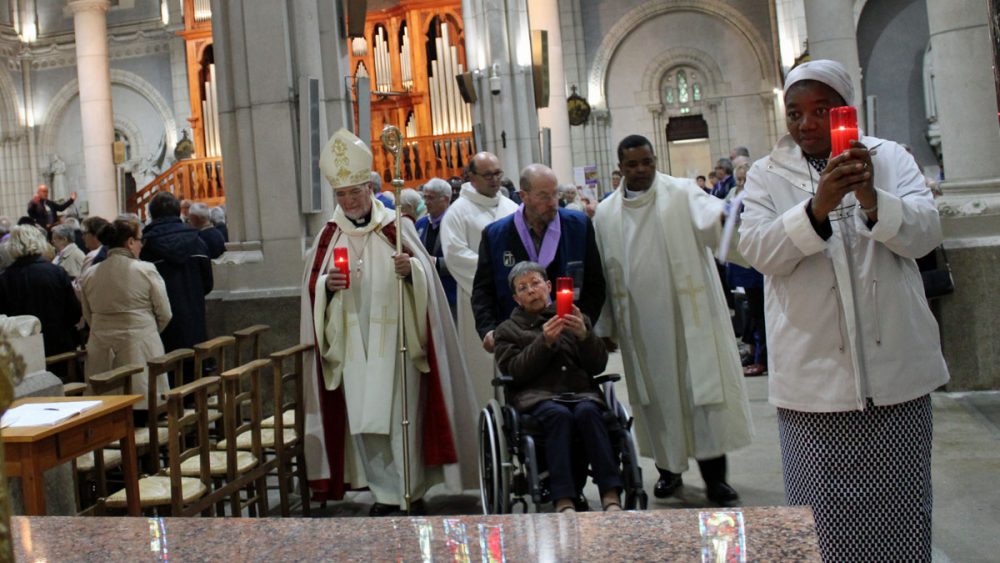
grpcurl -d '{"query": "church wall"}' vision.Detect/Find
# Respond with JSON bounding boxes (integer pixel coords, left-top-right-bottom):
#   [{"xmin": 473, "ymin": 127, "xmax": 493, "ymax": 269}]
[
  {"xmin": 856, "ymin": 0, "xmax": 936, "ymax": 168},
  {"xmin": 937, "ymin": 245, "xmax": 1000, "ymax": 391},
  {"xmin": 603, "ymin": 10, "xmax": 774, "ymax": 174}
]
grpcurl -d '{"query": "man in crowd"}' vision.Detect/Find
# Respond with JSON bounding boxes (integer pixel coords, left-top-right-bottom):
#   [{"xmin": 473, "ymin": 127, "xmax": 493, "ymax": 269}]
[
  {"xmin": 300, "ymin": 128, "xmax": 476, "ymax": 516},
  {"xmin": 141, "ymin": 191, "xmax": 213, "ymax": 363},
  {"xmin": 188, "ymin": 202, "xmax": 226, "ymax": 259},
  {"xmin": 472, "ymin": 163, "xmax": 605, "ymax": 351},
  {"xmin": 594, "ymin": 134, "xmax": 752, "ymax": 507},
  {"xmin": 27, "ymin": 184, "xmax": 76, "ymax": 231},
  {"xmin": 370, "ymin": 171, "xmax": 396, "ymax": 209},
  {"xmin": 415, "ymin": 177, "xmax": 457, "ymax": 319},
  {"xmin": 440, "ymin": 151, "xmax": 518, "ymax": 406},
  {"xmin": 711, "ymin": 158, "xmax": 736, "ymax": 199}
]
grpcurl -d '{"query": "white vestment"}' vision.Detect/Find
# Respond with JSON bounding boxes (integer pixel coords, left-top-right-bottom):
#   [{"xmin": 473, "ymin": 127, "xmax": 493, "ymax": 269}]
[
  {"xmin": 594, "ymin": 173, "xmax": 753, "ymax": 473},
  {"xmin": 300, "ymin": 199, "xmax": 479, "ymax": 505},
  {"xmin": 439, "ymin": 183, "xmax": 518, "ymax": 406}
]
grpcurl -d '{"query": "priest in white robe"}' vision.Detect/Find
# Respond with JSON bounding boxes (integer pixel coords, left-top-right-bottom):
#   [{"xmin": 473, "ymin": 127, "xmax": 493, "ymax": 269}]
[
  {"xmin": 593, "ymin": 134, "xmax": 752, "ymax": 507},
  {"xmin": 439, "ymin": 152, "xmax": 518, "ymax": 406},
  {"xmin": 300, "ymin": 128, "xmax": 478, "ymax": 516}
]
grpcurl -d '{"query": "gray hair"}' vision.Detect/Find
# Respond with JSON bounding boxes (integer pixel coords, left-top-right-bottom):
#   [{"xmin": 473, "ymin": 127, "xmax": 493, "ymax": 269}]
[
  {"xmin": 423, "ymin": 177, "xmax": 452, "ymax": 198},
  {"xmin": 51, "ymin": 224, "xmax": 75, "ymax": 243},
  {"xmin": 507, "ymin": 261, "xmax": 548, "ymax": 292},
  {"xmin": 0, "ymin": 216, "xmax": 11, "ymax": 236},
  {"xmin": 557, "ymin": 184, "xmax": 576, "ymax": 195},
  {"xmin": 209, "ymin": 206, "xmax": 226, "ymax": 224},
  {"xmin": 62, "ymin": 217, "xmax": 80, "ymax": 230},
  {"xmin": 6, "ymin": 225, "xmax": 51, "ymax": 260},
  {"xmin": 715, "ymin": 158, "xmax": 733, "ymax": 174},
  {"xmin": 369, "ymin": 171, "xmax": 383, "ymax": 191},
  {"xmin": 731, "ymin": 146, "xmax": 750, "ymax": 158},
  {"xmin": 398, "ymin": 188, "xmax": 422, "ymax": 211},
  {"xmin": 189, "ymin": 202, "xmax": 211, "ymax": 220}
]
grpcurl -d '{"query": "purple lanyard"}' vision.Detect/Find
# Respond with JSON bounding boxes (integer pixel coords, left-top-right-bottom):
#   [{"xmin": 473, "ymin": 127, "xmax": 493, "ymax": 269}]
[{"xmin": 512, "ymin": 205, "xmax": 560, "ymax": 268}]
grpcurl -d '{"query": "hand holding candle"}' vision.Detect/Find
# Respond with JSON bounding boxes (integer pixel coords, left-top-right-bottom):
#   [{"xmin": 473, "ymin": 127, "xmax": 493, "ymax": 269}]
[
  {"xmin": 829, "ymin": 106, "xmax": 858, "ymax": 157},
  {"xmin": 556, "ymin": 277, "xmax": 573, "ymax": 318},
  {"xmin": 333, "ymin": 247, "xmax": 350, "ymax": 289}
]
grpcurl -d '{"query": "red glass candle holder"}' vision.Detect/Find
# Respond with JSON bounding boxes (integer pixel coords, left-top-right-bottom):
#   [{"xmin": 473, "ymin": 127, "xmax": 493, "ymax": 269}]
[
  {"xmin": 829, "ymin": 106, "xmax": 858, "ymax": 157},
  {"xmin": 333, "ymin": 247, "xmax": 350, "ymax": 289},
  {"xmin": 555, "ymin": 277, "xmax": 573, "ymax": 317}
]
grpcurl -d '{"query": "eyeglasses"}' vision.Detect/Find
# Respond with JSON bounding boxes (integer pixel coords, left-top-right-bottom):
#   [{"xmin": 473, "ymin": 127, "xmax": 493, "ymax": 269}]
[
  {"xmin": 514, "ymin": 278, "xmax": 547, "ymax": 295},
  {"xmin": 476, "ymin": 170, "xmax": 504, "ymax": 180}
]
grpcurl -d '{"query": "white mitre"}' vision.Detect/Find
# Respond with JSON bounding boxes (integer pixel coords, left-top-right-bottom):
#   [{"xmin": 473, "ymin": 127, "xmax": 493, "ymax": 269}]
[{"xmin": 319, "ymin": 128, "xmax": 373, "ymax": 189}]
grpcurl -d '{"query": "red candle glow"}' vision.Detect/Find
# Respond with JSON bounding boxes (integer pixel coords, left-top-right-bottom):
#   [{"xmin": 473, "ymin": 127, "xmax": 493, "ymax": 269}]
[
  {"xmin": 829, "ymin": 105, "xmax": 858, "ymax": 157},
  {"xmin": 333, "ymin": 247, "xmax": 350, "ymax": 289},
  {"xmin": 556, "ymin": 277, "xmax": 573, "ymax": 318}
]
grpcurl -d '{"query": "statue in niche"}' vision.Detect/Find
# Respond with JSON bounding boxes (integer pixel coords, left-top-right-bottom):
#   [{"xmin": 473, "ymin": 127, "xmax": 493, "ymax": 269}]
[
  {"xmin": 43, "ymin": 154, "xmax": 68, "ymax": 200},
  {"xmin": 174, "ymin": 130, "xmax": 194, "ymax": 161}
]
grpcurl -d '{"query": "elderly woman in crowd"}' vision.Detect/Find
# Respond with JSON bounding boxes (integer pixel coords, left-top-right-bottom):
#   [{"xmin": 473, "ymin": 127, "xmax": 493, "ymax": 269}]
[
  {"xmin": 494, "ymin": 261, "xmax": 621, "ymax": 513},
  {"xmin": 0, "ymin": 225, "xmax": 81, "ymax": 375},
  {"xmin": 79, "ymin": 216, "xmax": 172, "ymax": 412},
  {"xmin": 51, "ymin": 223, "xmax": 86, "ymax": 279},
  {"xmin": 738, "ymin": 59, "xmax": 948, "ymax": 562}
]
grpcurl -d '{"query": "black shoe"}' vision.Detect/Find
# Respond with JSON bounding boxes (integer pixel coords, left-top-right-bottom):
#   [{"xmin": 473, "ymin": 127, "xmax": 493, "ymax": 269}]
[
  {"xmin": 408, "ymin": 499, "xmax": 427, "ymax": 515},
  {"xmin": 369, "ymin": 502, "xmax": 401, "ymax": 517},
  {"xmin": 653, "ymin": 472, "xmax": 683, "ymax": 499},
  {"xmin": 573, "ymin": 493, "xmax": 591, "ymax": 512},
  {"xmin": 705, "ymin": 481, "xmax": 740, "ymax": 507}
]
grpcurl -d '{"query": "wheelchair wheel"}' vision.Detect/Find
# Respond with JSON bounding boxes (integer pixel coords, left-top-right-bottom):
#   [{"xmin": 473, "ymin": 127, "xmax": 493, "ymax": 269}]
[{"xmin": 478, "ymin": 400, "xmax": 510, "ymax": 514}]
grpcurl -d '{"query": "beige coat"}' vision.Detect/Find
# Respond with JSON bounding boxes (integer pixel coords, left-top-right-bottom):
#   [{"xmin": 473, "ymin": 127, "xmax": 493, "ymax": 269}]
[
  {"xmin": 54, "ymin": 244, "xmax": 85, "ymax": 279},
  {"xmin": 79, "ymin": 248, "xmax": 172, "ymax": 409}
]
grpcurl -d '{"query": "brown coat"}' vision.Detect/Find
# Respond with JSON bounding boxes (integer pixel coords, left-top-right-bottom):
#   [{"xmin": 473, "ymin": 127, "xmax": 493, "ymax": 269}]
[{"xmin": 494, "ymin": 304, "xmax": 608, "ymax": 412}]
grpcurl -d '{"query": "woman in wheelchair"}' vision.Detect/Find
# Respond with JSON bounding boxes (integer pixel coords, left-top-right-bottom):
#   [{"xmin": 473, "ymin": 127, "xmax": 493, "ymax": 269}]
[{"xmin": 493, "ymin": 261, "xmax": 623, "ymax": 512}]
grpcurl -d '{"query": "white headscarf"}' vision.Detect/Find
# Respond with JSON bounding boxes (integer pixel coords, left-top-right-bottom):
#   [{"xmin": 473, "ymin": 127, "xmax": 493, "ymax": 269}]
[{"xmin": 783, "ymin": 59, "xmax": 854, "ymax": 106}]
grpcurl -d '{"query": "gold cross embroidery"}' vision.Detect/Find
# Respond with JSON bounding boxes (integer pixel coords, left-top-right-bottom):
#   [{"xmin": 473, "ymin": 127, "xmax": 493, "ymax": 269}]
[
  {"xmin": 370, "ymin": 305, "xmax": 395, "ymax": 357},
  {"xmin": 676, "ymin": 274, "xmax": 706, "ymax": 327}
]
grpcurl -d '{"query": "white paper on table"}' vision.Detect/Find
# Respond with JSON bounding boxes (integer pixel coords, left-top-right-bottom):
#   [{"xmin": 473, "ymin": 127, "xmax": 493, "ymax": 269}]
[{"xmin": 1, "ymin": 400, "xmax": 102, "ymax": 428}]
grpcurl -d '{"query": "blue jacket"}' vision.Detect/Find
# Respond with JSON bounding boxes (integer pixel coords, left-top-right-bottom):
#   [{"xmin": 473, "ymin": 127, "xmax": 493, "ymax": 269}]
[{"xmin": 472, "ymin": 208, "xmax": 605, "ymax": 338}]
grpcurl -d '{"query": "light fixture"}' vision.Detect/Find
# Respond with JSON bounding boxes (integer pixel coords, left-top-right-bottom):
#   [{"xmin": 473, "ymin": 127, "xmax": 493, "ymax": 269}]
[{"xmin": 489, "ymin": 63, "xmax": 501, "ymax": 96}]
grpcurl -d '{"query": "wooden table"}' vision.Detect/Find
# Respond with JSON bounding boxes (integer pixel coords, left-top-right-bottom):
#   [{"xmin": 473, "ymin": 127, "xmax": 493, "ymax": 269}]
[{"xmin": 3, "ymin": 395, "xmax": 142, "ymax": 516}]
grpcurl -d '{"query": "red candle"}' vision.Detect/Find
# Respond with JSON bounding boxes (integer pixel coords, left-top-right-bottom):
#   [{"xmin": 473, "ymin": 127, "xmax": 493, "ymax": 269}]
[
  {"xmin": 333, "ymin": 247, "xmax": 350, "ymax": 289},
  {"xmin": 829, "ymin": 106, "xmax": 858, "ymax": 156},
  {"xmin": 555, "ymin": 277, "xmax": 573, "ymax": 318}
]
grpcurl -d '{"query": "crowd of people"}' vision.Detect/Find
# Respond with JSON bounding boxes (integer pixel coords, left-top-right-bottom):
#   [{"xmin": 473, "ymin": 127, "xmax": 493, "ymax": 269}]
[{"xmin": 0, "ymin": 58, "xmax": 947, "ymax": 562}]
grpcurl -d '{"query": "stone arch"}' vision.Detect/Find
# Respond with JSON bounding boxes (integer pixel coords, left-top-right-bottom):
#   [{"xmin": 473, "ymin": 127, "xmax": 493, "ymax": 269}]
[
  {"xmin": 588, "ymin": 0, "xmax": 776, "ymax": 109},
  {"xmin": 39, "ymin": 68, "xmax": 177, "ymax": 161},
  {"xmin": 635, "ymin": 47, "xmax": 727, "ymax": 107}
]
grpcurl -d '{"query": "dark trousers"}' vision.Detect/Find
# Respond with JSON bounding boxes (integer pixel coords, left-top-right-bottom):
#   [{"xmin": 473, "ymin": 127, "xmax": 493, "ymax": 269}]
[
  {"xmin": 659, "ymin": 455, "xmax": 728, "ymax": 484},
  {"xmin": 530, "ymin": 399, "xmax": 624, "ymax": 501}
]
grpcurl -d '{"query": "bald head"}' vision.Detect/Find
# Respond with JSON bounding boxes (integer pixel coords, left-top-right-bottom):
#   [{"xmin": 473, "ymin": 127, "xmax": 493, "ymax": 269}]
[
  {"xmin": 518, "ymin": 164, "xmax": 559, "ymax": 229},
  {"xmin": 519, "ymin": 163, "xmax": 557, "ymax": 194},
  {"xmin": 468, "ymin": 152, "xmax": 502, "ymax": 197}
]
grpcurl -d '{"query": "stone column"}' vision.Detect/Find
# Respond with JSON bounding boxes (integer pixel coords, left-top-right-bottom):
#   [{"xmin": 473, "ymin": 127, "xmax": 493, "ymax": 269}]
[
  {"xmin": 69, "ymin": 0, "xmax": 117, "ymax": 218},
  {"xmin": 803, "ymin": 0, "xmax": 863, "ymax": 110},
  {"xmin": 528, "ymin": 0, "xmax": 572, "ymax": 183},
  {"xmin": 925, "ymin": 0, "xmax": 1000, "ymax": 390},
  {"xmin": 462, "ymin": 0, "xmax": 540, "ymax": 177}
]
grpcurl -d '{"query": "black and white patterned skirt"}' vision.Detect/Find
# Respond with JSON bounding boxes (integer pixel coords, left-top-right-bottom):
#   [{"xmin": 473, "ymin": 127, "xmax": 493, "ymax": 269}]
[{"xmin": 778, "ymin": 395, "xmax": 933, "ymax": 562}]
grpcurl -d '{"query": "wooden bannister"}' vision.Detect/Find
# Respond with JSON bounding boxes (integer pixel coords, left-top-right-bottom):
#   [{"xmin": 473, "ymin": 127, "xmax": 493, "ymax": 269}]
[
  {"xmin": 127, "ymin": 157, "xmax": 224, "ymax": 221},
  {"xmin": 371, "ymin": 132, "xmax": 474, "ymax": 188}
]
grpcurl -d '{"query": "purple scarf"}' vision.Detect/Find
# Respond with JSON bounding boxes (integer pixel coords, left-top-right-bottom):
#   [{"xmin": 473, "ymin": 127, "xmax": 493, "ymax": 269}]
[{"xmin": 513, "ymin": 205, "xmax": 561, "ymax": 268}]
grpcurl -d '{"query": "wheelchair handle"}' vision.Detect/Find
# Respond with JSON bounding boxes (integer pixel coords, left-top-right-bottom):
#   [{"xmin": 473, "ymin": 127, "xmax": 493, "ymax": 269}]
[{"xmin": 592, "ymin": 373, "xmax": 622, "ymax": 384}]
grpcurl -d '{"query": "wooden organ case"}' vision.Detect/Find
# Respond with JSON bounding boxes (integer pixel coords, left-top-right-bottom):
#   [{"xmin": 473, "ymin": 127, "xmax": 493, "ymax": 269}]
[{"xmin": 349, "ymin": 0, "xmax": 475, "ymax": 188}]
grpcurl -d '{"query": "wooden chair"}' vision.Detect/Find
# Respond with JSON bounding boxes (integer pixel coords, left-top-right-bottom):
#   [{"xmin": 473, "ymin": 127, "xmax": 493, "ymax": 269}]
[
  {"xmin": 268, "ymin": 344, "xmax": 312, "ymax": 517},
  {"xmin": 104, "ymin": 377, "xmax": 218, "ymax": 516},
  {"xmin": 70, "ymin": 364, "xmax": 144, "ymax": 513},
  {"xmin": 45, "ymin": 349, "xmax": 86, "ymax": 383},
  {"xmin": 215, "ymin": 358, "xmax": 277, "ymax": 517},
  {"xmin": 142, "ymin": 349, "xmax": 195, "ymax": 472},
  {"xmin": 194, "ymin": 336, "xmax": 237, "ymax": 381},
  {"xmin": 234, "ymin": 324, "xmax": 270, "ymax": 366}
]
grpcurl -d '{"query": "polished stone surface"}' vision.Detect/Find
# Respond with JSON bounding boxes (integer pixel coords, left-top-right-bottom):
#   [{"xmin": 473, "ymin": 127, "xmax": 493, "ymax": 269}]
[{"xmin": 12, "ymin": 507, "xmax": 820, "ymax": 561}]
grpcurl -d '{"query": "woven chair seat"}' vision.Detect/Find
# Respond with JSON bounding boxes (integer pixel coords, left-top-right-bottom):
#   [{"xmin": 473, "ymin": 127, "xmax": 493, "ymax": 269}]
[
  {"xmin": 133, "ymin": 426, "xmax": 169, "ymax": 448},
  {"xmin": 105, "ymin": 475, "xmax": 207, "ymax": 509},
  {"xmin": 172, "ymin": 451, "xmax": 257, "ymax": 477},
  {"xmin": 261, "ymin": 410, "xmax": 295, "ymax": 428},
  {"xmin": 76, "ymin": 449, "xmax": 123, "ymax": 472},
  {"xmin": 217, "ymin": 428, "xmax": 297, "ymax": 450}
]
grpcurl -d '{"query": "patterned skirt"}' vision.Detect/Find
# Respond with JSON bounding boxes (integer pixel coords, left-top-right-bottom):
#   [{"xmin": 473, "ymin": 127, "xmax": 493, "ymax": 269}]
[{"xmin": 777, "ymin": 395, "xmax": 933, "ymax": 562}]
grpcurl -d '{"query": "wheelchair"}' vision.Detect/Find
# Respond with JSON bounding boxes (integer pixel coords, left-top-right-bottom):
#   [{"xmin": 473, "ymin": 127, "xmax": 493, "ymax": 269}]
[{"xmin": 478, "ymin": 373, "xmax": 648, "ymax": 514}]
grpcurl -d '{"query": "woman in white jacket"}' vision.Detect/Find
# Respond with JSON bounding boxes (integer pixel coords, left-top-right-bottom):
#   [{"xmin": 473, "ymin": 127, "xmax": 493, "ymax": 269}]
[{"xmin": 739, "ymin": 60, "xmax": 948, "ymax": 562}]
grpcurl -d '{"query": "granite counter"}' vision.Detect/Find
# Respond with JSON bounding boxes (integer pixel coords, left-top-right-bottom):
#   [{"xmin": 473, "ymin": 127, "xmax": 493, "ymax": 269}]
[{"xmin": 11, "ymin": 506, "xmax": 820, "ymax": 561}]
